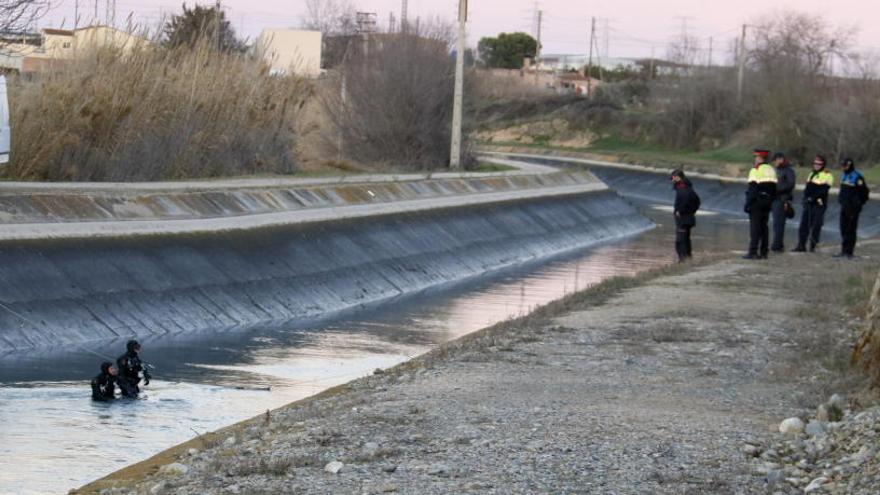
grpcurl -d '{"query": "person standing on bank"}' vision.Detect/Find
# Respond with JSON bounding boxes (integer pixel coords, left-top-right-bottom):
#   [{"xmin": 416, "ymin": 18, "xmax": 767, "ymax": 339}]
[
  {"xmin": 770, "ymin": 152, "xmax": 796, "ymax": 252},
  {"xmin": 743, "ymin": 149, "xmax": 778, "ymax": 259},
  {"xmin": 794, "ymin": 155, "xmax": 834, "ymax": 253},
  {"xmin": 836, "ymin": 158, "xmax": 870, "ymax": 258},
  {"xmin": 671, "ymin": 169, "xmax": 701, "ymax": 262}
]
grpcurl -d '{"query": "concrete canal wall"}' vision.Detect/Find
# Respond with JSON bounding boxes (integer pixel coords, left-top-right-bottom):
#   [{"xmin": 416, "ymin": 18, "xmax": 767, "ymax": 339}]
[{"xmin": 0, "ymin": 171, "xmax": 652, "ymax": 352}]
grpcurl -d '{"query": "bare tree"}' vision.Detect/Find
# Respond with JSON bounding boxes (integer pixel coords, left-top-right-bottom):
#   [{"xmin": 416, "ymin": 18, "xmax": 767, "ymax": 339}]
[
  {"xmin": 0, "ymin": 0, "xmax": 50, "ymax": 32},
  {"xmin": 751, "ymin": 11, "xmax": 854, "ymax": 77},
  {"xmin": 666, "ymin": 32, "xmax": 702, "ymax": 68},
  {"xmin": 320, "ymin": 23, "xmax": 467, "ymax": 169},
  {"xmin": 301, "ymin": 0, "xmax": 357, "ymax": 37},
  {"xmin": 745, "ymin": 11, "xmax": 856, "ymax": 162}
]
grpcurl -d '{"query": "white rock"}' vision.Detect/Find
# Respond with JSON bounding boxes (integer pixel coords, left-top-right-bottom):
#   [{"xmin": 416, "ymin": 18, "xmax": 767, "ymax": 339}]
[
  {"xmin": 324, "ymin": 461, "xmax": 344, "ymax": 474},
  {"xmin": 816, "ymin": 404, "xmax": 829, "ymax": 422},
  {"xmin": 805, "ymin": 421, "xmax": 826, "ymax": 437},
  {"xmin": 779, "ymin": 417, "xmax": 805, "ymax": 435},
  {"xmin": 223, "ymin": 436, "xmax": 237, "ymax": 447},
  {"xmin": 828, "ymin": 394, "xmax": 845, "ymax": 408},
  {"xmin": 363, "ymin": 442, "xmax": 380, "ymax": 454},
  {"xmin": 804, "ymin": 476, "xmax": 829, "ymax": 493},
  {"xmin": 157, "ymin": 463, "xmax": 189, "ymax": 476},
  {"xmin": 427, "ymin": 463, "xmax": 450, "ymax": 476},
  {"xmin": 186, "ymin": 448, "xmax": 200, "ymax": 456},
  {"xmin": 149, "ymin": 482, "xmax": 166, "ymax": 495}
]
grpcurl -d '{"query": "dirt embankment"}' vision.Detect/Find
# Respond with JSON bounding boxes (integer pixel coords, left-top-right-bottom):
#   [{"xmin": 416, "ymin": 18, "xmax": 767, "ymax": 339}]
[{"xmin": 79, "ymin": 247, "xmax": 880, "ymax": 495}]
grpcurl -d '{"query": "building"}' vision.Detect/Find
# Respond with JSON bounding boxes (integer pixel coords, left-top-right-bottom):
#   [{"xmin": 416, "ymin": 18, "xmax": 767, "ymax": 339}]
[
  {"xmin": 555, "ymin": 72, "xmax": 603, "ymax": 96},
  {"xmin": 255, "ymin": 29, "xmax": 322, "ymax": 77},
  {"xmin": 539, "ymin": 54, "xmax": 642, "ymax": 73},
  {"xmin": 0, "ymin": 25, "xmax": 149, "ymax": 73}
]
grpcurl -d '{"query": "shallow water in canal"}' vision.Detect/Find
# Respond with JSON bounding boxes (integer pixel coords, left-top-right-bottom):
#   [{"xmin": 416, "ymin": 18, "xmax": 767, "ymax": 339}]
[{"xmin": 0, "ymin": 201, "xmax": 747, "ymax": 494}]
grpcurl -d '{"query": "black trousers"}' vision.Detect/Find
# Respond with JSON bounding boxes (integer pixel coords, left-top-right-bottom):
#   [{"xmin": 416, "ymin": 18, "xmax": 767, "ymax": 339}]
[
  {"xmin": 840, "ymin": 205, "xmax": 862, "ymax": 255},
  {"xmin": 770, "ymin": 198, "xmax": 788, "ymax": 251},
  {"xmin": 675, "ymin": 226, "xmax": 692, "ymax": 260},
  {"xmin": 748, "ymin": 202, "xmax": 771, "ymax": 256},
  {"xmin": 798, "ymin": 203, "xmax": 826, "ymax": 250}
]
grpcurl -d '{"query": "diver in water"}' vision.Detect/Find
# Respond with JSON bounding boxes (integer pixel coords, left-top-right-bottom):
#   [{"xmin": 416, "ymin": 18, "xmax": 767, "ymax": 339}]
[
  {"xmin": 91, "ymin": 362, "xmax": 118, "ymax": 401},
  {"xmin": 116, "ymin": 339, "xmax": 150, "ymax": 398}
]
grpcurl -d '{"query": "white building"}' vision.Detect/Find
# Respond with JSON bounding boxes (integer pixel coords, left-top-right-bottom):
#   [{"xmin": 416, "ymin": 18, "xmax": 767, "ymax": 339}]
[
  {"xmin": 539, "ymin": 54, "xmax": 642, "ymax": 72},
  {"xmin": 255, "ymin": 29, "xmax": 322, "ymax": 77}
]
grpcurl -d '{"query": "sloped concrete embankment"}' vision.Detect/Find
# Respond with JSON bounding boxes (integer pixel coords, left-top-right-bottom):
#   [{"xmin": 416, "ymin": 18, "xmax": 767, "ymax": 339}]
[
  {"xmin": 484, "ymin": 152, "xmax": 880, "ymax": 238},
  {"xmin": 0, "ymin": 173, "xmax": 651, "ymax": 353}
]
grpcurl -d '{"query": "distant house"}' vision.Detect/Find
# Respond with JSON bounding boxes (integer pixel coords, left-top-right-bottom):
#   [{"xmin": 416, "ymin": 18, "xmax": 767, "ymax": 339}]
[
  {"xmin": 555, "ymin": 73, "xmax": 602, "ymax": 96},
  {"xmin": 0, "ymin": 25, "xmax": 150, "ymax": 73},
  {"xmin": 540, "ymin": 54, "xmax": 642, "ymax": 73},
  {"xmin": 255, "ymin": 29, "xmax": 322, "ymax": 77}
]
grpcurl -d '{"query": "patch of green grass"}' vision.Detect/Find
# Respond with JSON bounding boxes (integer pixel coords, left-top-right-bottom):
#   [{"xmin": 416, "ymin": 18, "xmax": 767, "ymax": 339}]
[
  {"xmin": 478, "ymin": 136, "xmax": 753, "ymax": 174},
  {"xmin": 532, "ymin": 134, "xmax": 553, "ymax": 146},
  {"xmin": 587, "ymin": 136, "xmax": 751, "ymax": 168},
  {"xmin": 480, "ymin": 136, "xmax": 880, "ymax": 184},
  {"xmin": 470, "ymin": 162, "xmax": 519, "ymax": 172}
]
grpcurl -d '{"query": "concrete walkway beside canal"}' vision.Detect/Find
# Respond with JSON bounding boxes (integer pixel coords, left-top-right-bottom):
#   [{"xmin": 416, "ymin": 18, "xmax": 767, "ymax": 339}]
[{"xmin": 80, "ymin": 245, "xmax": 878, "ymax": 494}]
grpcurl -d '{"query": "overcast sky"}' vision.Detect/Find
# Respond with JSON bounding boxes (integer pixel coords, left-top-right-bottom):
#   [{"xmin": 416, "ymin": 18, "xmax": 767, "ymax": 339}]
[{"xmin": 42, "ymin": 0, "xmax": 880, "ymax": 62}]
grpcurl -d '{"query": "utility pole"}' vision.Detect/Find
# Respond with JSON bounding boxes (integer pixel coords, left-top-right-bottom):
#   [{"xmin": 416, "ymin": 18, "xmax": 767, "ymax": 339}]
[
  {"xmin": 534, "ymin": 9, "xmax": 542, "ymax": 85},
  {"xmin": 587, "ymin": 17, "xmax": 595, "ymax": 97},
  {"xmin": 400, "ymin": 0, "xmax": 408, "ymax": 33},
  {"xmin": 93, "ymin": 0, "xmax": 97, "ymax": 25},
  {"xmin": 215, "ymin": 0, "xmax": 222, "ymax": 51},
  {"xmin": 707, "ymin": 37, "xmax": 713, "ymax": 67},
  {"xmin": 74, "ymin": 0, "xmax": 79, "ymax": 28},
  {"xmin": 736, "ymin": 24, "xmax": 747, "ymax": 105},
  {"xmin": 649, "ymin": 45, "xmax": 655, "ymax": 79},
  {"xmin": 449, "ymin": 0, "xmax": 467, "ymax": 169},
  {"xmin": 603, "ymin": 18, "xmax": 609, "ymax": 58}
]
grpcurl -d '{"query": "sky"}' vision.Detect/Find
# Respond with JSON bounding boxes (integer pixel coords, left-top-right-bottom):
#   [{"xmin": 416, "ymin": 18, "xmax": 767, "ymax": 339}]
[{"xmin": 39, "ymin": 0, "xmax": 880, "ymax": 63}]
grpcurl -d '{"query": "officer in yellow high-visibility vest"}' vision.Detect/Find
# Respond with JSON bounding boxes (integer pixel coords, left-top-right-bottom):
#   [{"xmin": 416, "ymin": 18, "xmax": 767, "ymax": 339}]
[
  {"xmin": 743, "ymin": 148, "xmax": 778, "ymax": 259},
  {"xmin": 794, "ymin": 154, "xmax": 834, "ymax": 252}
]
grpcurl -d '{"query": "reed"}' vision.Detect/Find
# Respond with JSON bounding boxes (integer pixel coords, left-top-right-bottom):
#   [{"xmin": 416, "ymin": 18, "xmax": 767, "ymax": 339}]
[{"xmin": 5, "ymin": 39, "xmax": 311, "ymax": 181}]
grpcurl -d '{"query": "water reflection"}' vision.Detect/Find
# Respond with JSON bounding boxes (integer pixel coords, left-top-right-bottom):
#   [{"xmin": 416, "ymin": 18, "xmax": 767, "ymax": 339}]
[{"xmin": 0, "ymin": 201, "xmax": 744, "ymax": 494}]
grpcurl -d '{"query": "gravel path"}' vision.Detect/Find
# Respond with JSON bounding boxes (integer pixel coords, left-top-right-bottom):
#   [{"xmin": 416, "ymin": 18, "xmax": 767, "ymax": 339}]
[{"xmin": 80, "ymin": 247, "xmax": 880, "ymax": 495}]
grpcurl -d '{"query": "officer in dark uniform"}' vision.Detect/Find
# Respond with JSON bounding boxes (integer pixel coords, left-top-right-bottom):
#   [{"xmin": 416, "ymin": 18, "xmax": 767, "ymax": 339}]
[
  {"xmin": 836, "ymin": 158, "xmax": 870, "ymax": 258},
  {"xmin": 91, "ymin": 362, "xmax": 118, "ymax": 401},
  {"xmin": 794, "ymin": 155, "xmax": 834, "ymax": 252},
  {"xmin": 671, "ymin": 169, "xmax": 701, "ymax": 262},
  {"xmin": 743, "ymin": 149, "xmax": 778, "ymax": 259},
  {"xmin": 117, "ymin": 339, "xmax": 150, "ymax": 398},
  {"xmin": 770, "ymin": 151, "xmax": 796, "ymax": 252}
]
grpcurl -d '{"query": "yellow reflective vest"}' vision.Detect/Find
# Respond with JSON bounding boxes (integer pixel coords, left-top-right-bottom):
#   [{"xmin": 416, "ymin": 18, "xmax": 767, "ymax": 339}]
[
  {"xmin": 748, "ymin": 163, "xmax": 778, "ymax": 184},
  {"xmin": 807, "ymin": 170, "xmax": 834, "ymax": 187}
]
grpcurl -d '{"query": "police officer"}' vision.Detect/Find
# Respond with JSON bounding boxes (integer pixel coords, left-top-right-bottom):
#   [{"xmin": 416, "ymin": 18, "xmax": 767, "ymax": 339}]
[
  {"xmin": 671, "ymin": 169, "xmax": 701, "ymax": 262},
  {"xmin": 835, "ymin": 158, "xmax": 870, "ymax": 258},
  {"xmin": 794, "ymin": 155, "xmax": 834, "ymax": 253},
  {"xmin": 770, "ymin": 151, "xmax": 796, "ymax": 252},
  {"xmin": 91, "ymin": 361, "xmax": 118, "ymax": 401},
  {"xmin": 743, "ymin": 149, "xmax": 778, "ymax": 259},
  {"xmin": 117, "ymin": 339, "xmax": 150, "ymax": 398}
]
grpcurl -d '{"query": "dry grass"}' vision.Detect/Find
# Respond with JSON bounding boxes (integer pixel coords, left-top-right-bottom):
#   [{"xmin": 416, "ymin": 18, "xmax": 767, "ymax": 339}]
[
  {"xmin": 853, "ymin": 268, "xmax": 880, "ymax": 388},
  {"xmin": 6, "ymin": 39, "xmax": 311, "ymax": 181}
]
